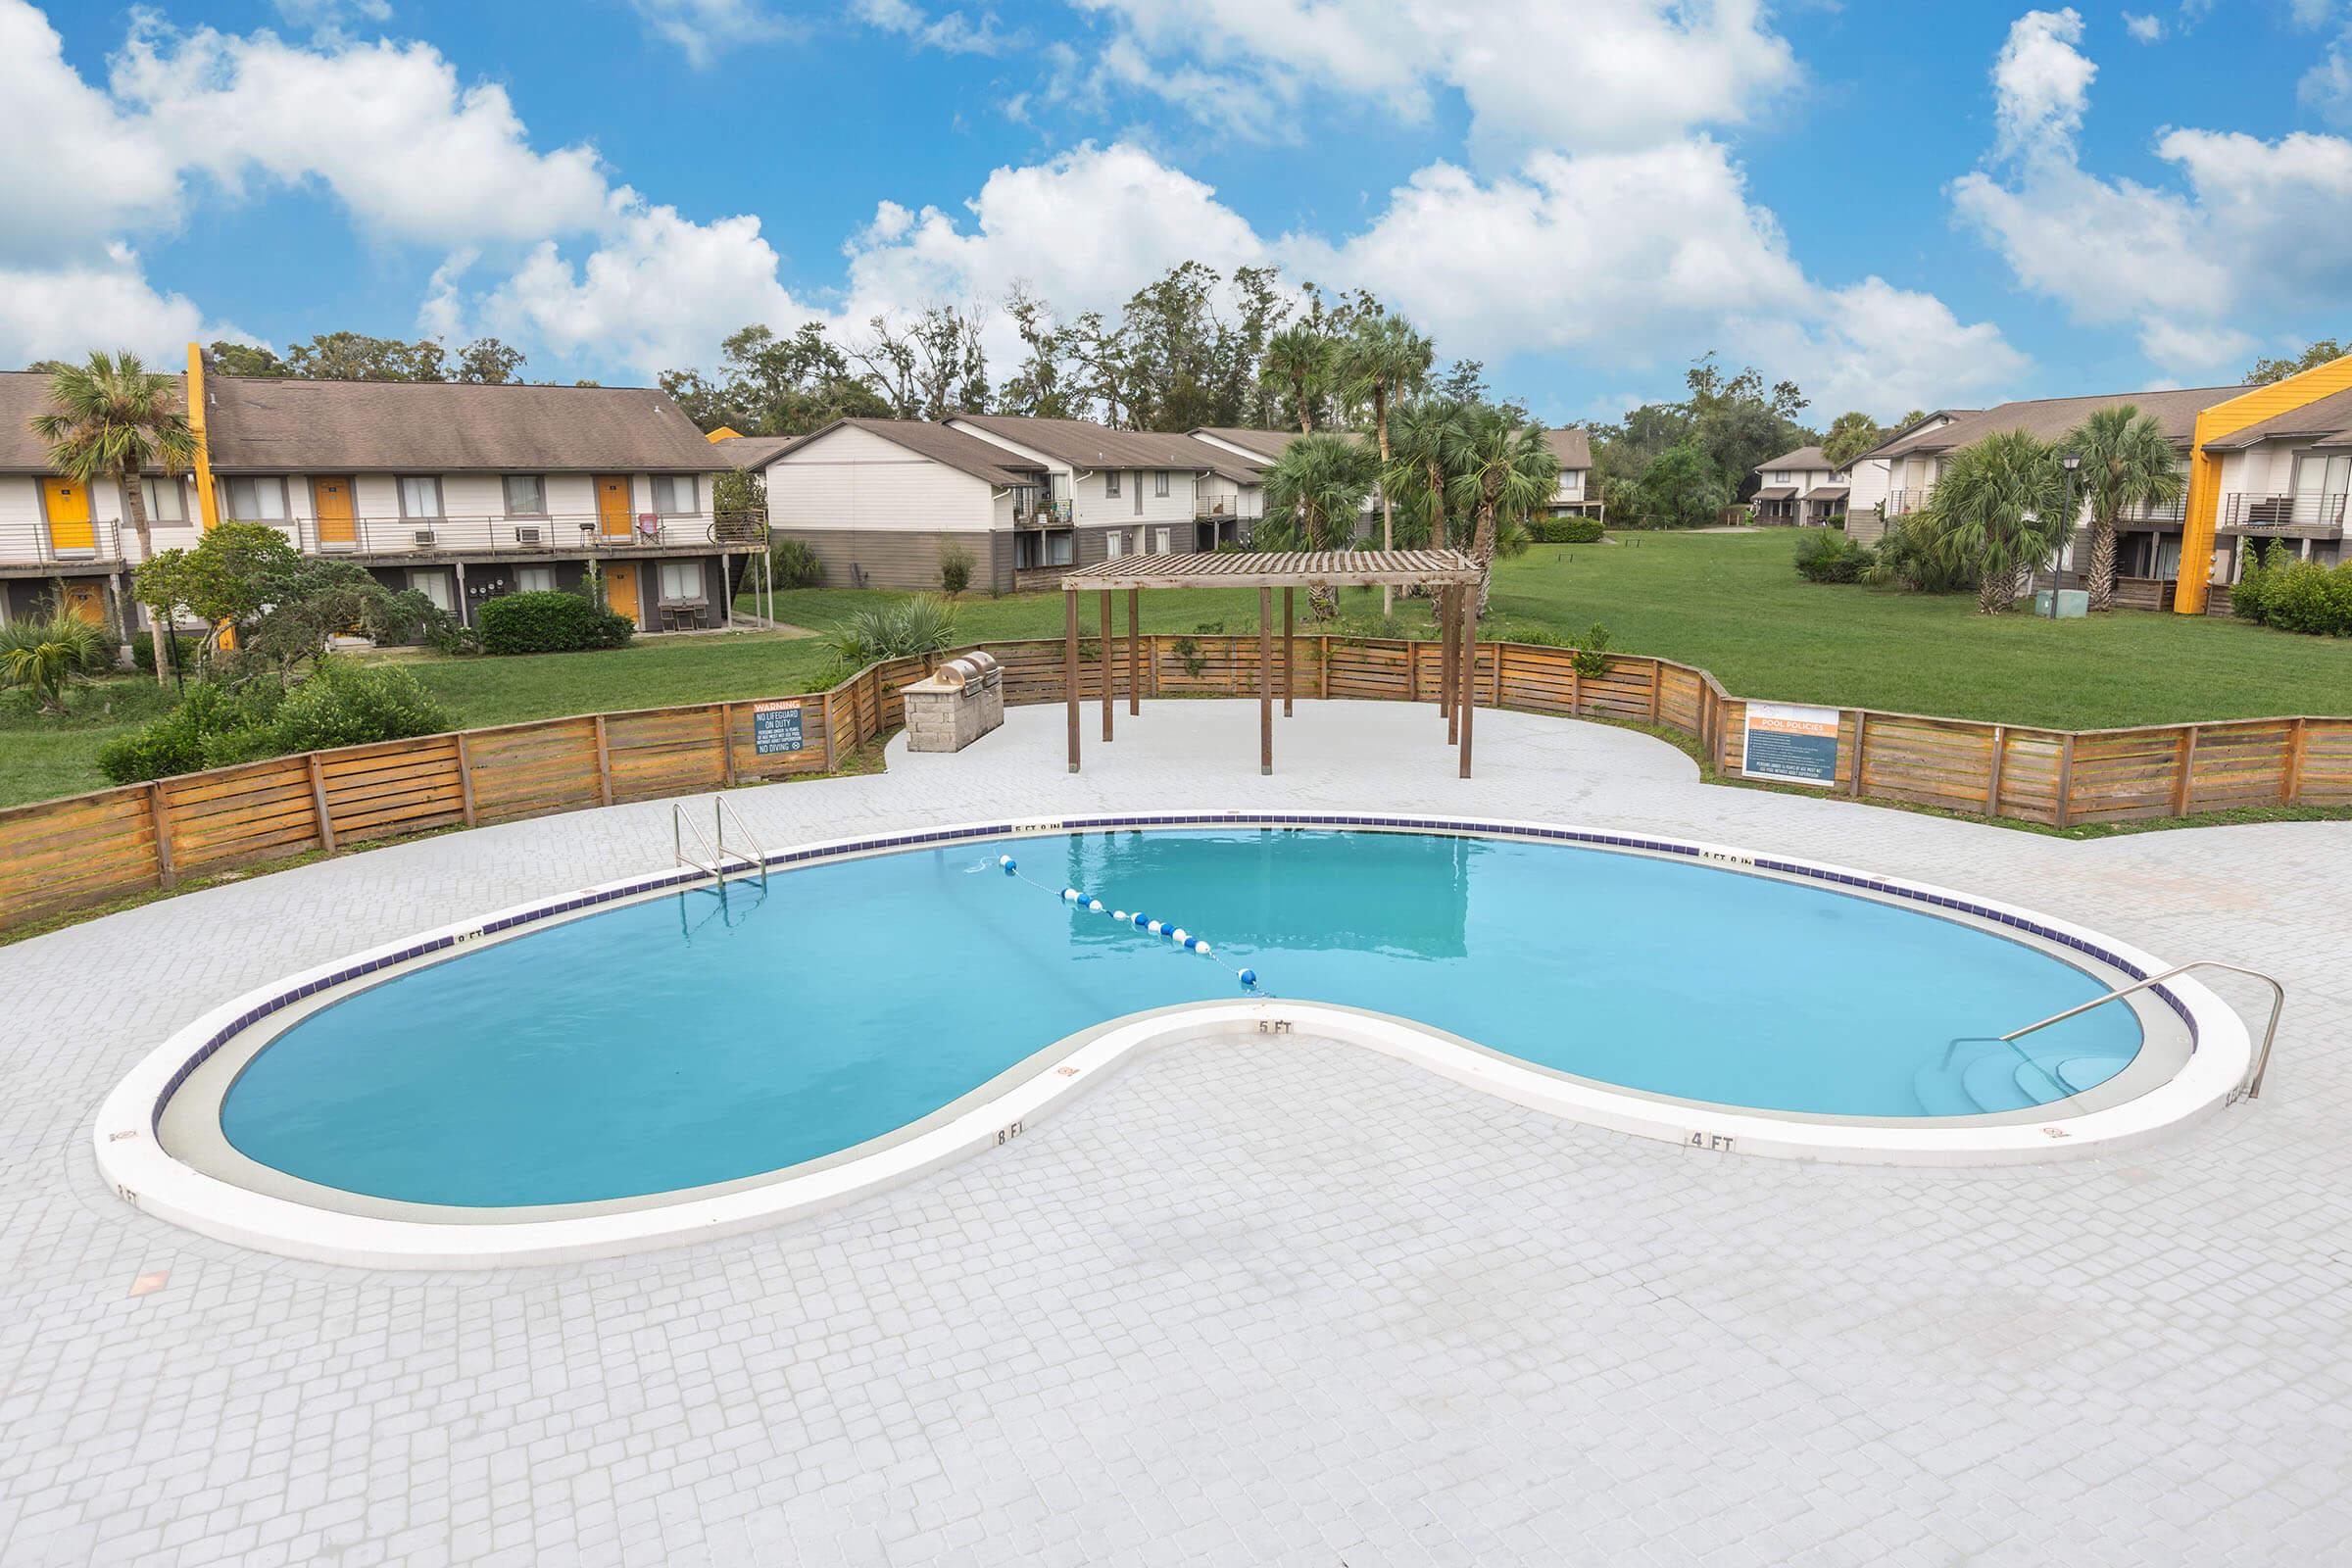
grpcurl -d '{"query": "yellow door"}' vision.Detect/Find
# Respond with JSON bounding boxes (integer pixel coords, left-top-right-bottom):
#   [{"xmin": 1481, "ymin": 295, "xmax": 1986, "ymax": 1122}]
[
  {"xmin": 41, "ymin": 479, "xmax": 94, "ymax": 555},
  {"xmin": 604, "ymin": 563, "xmax": 640, "ymax": 626},
  {"xmin": 313, "ymin": 476, "xmax": 357, "ymax": 547},
  {"xmin": 596, "ymin": 475, "xmax": 634, "ymax": 541},
  {"xmin": 61, "ymin": 581, "xmax": 105, "ymax": 626}
]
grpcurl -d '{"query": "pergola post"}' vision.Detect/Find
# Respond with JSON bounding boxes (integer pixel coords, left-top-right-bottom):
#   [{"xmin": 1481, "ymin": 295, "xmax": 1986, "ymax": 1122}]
[
  {"xmin": 1063, "ymin": 589, "xmax": 1080, "ymax": 773},
  {"xmin": 1100, "ymin": 589, "xmax": 1113, "ymax": 742},
  {"xmin": 1126, "ymin": 588, "xmax": 1140, "ymax": 716},
  {"xmin": 1445, "ymin": 587, "xmax": 1460, "ymax": 746},
  {"xmin": 1258, "ymin": 586, "xmax": 1273, "ymax": 775},
  {"xmin": 1448, "ymin": 592, "xmax": 1467, "ymax": 775},
  {"xmin": 1282, "ymin": 587, "xmax": 1295, "ymax": 717}
]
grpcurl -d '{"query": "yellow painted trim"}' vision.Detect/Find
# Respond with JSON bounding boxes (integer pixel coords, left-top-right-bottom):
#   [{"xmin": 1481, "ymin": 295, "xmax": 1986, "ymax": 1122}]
[
  {"xmin": 186, "ymin": 343, "xmax": 221, "ymax": 533},
  {"xmin": 705, "ymin": 426, "xmax": 743, "ymax": 443},
  {"xmin": 2176, "ymin": 351, "xmax": 2352, "ymax": 613}
]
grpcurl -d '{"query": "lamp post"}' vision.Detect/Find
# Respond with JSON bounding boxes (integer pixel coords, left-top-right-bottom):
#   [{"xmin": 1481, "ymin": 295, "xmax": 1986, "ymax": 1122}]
[{"xmin": 2050, "ymin": 452, "xmax": 2082, "ymax": 619}]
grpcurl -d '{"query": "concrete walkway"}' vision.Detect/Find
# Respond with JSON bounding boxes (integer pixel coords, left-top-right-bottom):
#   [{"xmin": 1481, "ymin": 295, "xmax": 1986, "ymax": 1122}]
[{"xmin": 1, "ymin": 700, "xmax": 2346, "ymax": 1566}]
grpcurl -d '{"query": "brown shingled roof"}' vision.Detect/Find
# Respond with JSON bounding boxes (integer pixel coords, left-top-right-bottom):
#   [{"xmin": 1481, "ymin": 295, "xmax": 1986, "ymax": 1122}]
[
  {"xmin": 708, "ymin": 433, "xmax": 802, "ymax": 470},
  {"xmin": 1756, "ymin": 444, "xmax": 1829, "ymax": 472},
  {"xmin": 1870, "ymin": 385, "xmax": 2246, "ymax": 460},
  {"xmin": 1189, "ymin": 426, "xmax": 1304, "ymax": 462},
  {"xmin": 0, "ymin": 370, "xmax": 195, "ymax": 473},
  {"xmin": 1543, "ymin": 427, "xmax": 1592, "ymax": 469},
  {"xmin": 768, "ymin": 418, "xmax": 1046, "ymax": 487},
  {"xmin": 203, "ymin": 376, "xmax": 723, "ymax": 472},
  {"xmin": 2199, "ymin": 385, "xmax": 2352, "ymax": 451}
]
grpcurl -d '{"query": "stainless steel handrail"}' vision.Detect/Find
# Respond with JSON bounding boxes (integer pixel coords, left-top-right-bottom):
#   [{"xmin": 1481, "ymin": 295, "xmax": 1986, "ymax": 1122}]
[
  {"xmin": 711, "ymin": 797, "xmax": 768, "ymax": 891},
  {"xmin": 672, "ymin": 802, "xmax": 721, "ymax": 884},
  {"xmin": 1996, "ymin": 961, "xmax": 2285, "ymax": 1102}
]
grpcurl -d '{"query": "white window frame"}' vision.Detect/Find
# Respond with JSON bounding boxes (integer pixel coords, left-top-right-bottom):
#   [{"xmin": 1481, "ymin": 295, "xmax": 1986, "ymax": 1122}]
[
  {"xmin": 1153, "ymin": 470, "xmax": 1169, "ymax": 498},
  {"xmin": 503, "ymin": 474, "xmax": 548, "ymax": 515},
  {"xmin": 397, "ymin": 476, "xmax": 445, "ymax": 519},
  {"xmin": 658, "ymin": 561, "xmax": 704, "ymax": 602},
  {"xmin": 652, "ymin": 474, "xmax": 698, "ymax": 515},
  {"xmin": 1105, "ymin": 530, "xmax": 1126, "ymax": 559},
  {"xmin": 515, "ymin": 566, "xmax": 556, "ymax": 593},
  {"xmin": 407, "ymin": 568, "xmax": 454, "ymax": 612},
  {"xmin": 1152, "ymin": 526, "xmax": 1171, "ymax": 554},
  {"xmin": 140, "ymin": 476, "xmax": 187, "ymax": 523},
  {"xmin": 1103, "ymin": 469, "xmax": 1121, "ymax": 498}
]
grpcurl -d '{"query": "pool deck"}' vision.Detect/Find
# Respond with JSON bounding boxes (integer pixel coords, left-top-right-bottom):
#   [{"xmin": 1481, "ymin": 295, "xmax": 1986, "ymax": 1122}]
[{"xmin": 2, "ymin": 698, "xmax": 2347, "ymax": 1567}]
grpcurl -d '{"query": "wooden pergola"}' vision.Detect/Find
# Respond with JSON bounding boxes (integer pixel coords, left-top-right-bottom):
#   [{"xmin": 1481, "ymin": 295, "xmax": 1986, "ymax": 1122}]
[{"xmin": 1056, "ymin": 549, "xmax": 1489, "ymax": 777}]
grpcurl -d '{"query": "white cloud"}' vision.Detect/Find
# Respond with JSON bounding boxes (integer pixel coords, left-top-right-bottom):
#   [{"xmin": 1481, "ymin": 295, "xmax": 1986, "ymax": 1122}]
[
  {"xmin": 0, "ymin": 1, "xmax": 180, "ymax": 263},
  {"xmin": 270, "ymin": 0, "xmax": 394, "ymax": 42},
  {"xmin": 1065, "ymin": 0, "xmax": 1799, "ymax": 160},
  {"xmin": 1954, "ymin": 10, "xmax": 2352, "ymax": 379},
  {"xmin": 2121, "ymin": 11, "xmax": 2164, "ymax": 43},
  {"xmin": 852, "ymin": 0, "xmax": 1018, "ymax": 55},
  {"xmin": 0, "ymin": 246, "xmax": 247, "ymax": 368},
  {"xmin": 2300, "ymin": 39, "xmax": 2352, "ymax": 125},
  {"xmin": 625, "ymin": 0, "xmax": 792, "ymax": 67},
  {"xmin": 482, "ymin": 203, "xmax": 821, "ymax": 377}
]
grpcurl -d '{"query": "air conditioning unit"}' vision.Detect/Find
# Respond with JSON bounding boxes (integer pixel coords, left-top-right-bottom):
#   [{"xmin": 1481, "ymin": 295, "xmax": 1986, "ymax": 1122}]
[
  {"xmin": 412, "ymin": 527, "xmax": 437, "ymax": 547},
  {"xmin": 514, "ymin": 524, "xmax": 542, "ymax": 546}
]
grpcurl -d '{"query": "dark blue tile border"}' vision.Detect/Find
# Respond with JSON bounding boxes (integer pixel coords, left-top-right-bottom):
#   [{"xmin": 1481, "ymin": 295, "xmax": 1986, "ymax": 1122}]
[{"xmin": 152, "ymin": 809, "xmax": 2195, "ymax": 1134}]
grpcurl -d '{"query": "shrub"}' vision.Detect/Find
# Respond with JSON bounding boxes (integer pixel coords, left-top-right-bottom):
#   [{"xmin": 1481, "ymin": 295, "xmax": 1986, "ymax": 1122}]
[
  {"xmin": 823, "ymin": 595, "xmax": 960, "ymax": 669},
  {"xmin": 1793, "ymin": 529, "xmax": 1875, "ymax": 584},
  {"xmin": 767, "ymin": 537, "xmax": 823, "ymax": 589},
  {"xmin": 477, "ymin": 590, "xmax": 635, "ymax": 655},
  {"xmin": 133, "ymin": 629, "xmax": 204, "ymax": 675},
  {"xmin": 2260, "ymin": 558, "xmax": 2352, "ymax": 637},
  {"xmin": 1863, "ymin": 516, "xmax": 1975, "ymax": 594},
  {"xmin": 270, "ymin": 660, "xmax": 455, "ymax": 751},
  {"xmin": 1569, "ymin": 623, "xmax": 1612, "ymax": 680},
  {"xmin": 1529, "ymin": 516, "xmax": 1605, "ymax": 544},
  {"xmin": 96, "ymin": 680, "xmax": 282, "ymax": 783},
  {"xmin": 939, "ymin": 541, "xmax": 974, "ymax": 597},
  {"xmin": 2230, "ymin": 540, "xmax": 2286, "ymax": 624},
  {"xmin": 1, "ymin": 612, "xmax": 116, "ymax": 710}
]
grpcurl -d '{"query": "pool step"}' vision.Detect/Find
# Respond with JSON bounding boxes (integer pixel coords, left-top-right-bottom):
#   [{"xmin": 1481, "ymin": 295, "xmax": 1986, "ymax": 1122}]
[{"xmin": 1915, "ymin": 1038, "xmax": 2134, "ymax": 1115}]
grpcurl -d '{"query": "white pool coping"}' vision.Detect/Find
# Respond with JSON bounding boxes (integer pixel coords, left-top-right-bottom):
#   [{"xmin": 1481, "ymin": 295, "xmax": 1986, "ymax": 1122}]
[{"xmin": 90, "ymin": 811, "xmax": 2254, "ymax": 1270}]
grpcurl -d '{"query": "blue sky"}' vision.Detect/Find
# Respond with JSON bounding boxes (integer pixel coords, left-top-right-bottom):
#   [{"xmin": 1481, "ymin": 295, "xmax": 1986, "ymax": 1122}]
[{"xmin": 9, "ymin": 0, "xmax": 2352, "ymax": 427}]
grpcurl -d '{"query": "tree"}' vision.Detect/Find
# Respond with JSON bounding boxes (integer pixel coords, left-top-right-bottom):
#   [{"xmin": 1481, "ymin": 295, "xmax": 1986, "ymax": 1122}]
[
  {"xmin": 2246, "ymin": 339, "xmax": 2345, "ymax": 386},
  {"xmin": 1260, "ymin": 321, "xmax": 1332, "ymax": 434},
  {"xmin": 1444, "ymin": 407, "xmax": 1557, "ymax": 611},
  {"xmin": 208, "ymin": 341, "xmax": 288, "ymax": 377},
  {"xmin": 133, "ymin": 521, "xmax": 309, "ymax": 662},
  {"xmin": 1261, "ymin": 432, "xmax": 1378, "ymax": 616},
  {"xmin": 997, "ymin": 284, "xmax": 1084, "ymax": 419},
  {"xmin": 30, "ymin": 351, "xmax": 199, "ymax": 683},
  {"xmin": 1920, "ymin": 429, "xmax": 2068, "ymax": 614},
  {"xmin": 850, "ymin": 304, "xmax": 990, "ymax": 419},
  {"xmin": 453, "ymin": 338, "xmax": 526, "ymax": 384},
  {"xmin": 2064, "ymin": 404, "xmax": 2185, "ymax": 612},
  {"xmin": 238, "ymin": 560, "xmax": 450, "ymax": 671},
  {"xmin": 1632, "ymin": 443, "xmax": 1730, "ymax": 530},
  {"xmin": 0, "ymin": 611, "xmax": 114, "ymax": 713},
  {"xmin": 1820, "ymin": 411, "xmax": 1887, "ymax": 470},
  {"xmin": 281, "ymin": 332, "xmax": 452, "ymax": 381},
  {"xmin": 1336, "ymin": 312, "xmax": 1434, "ymax": 612},
  {"xmin": 662, "ymin": 322, "xmax": 887, "ymax": 435},
  {"xmin": 1385, "ymin": 397, "xmax": 1471, "ymax": 554}
]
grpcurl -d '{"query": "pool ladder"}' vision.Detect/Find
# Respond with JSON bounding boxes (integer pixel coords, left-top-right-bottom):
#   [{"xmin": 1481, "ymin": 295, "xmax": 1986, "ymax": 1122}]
[
  {"xmin": 672, "ymin": 798, "xmax": 769, "ymax": 892},
  {"xmin": 1964, "ymin": 961, "xmax": 2285, "ymax": 1104}
]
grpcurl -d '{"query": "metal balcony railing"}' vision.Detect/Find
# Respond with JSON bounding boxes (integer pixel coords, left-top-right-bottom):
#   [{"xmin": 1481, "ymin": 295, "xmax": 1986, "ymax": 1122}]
[
  {"xmin": 1012, "ymin": 498, "xmax": 1072, "ymax": 528},
  {"xmin": 2220, "ymin": 493, "xmax": 2346, "ymax": 538},
  {"xmin": 2118, "ymin": 495, "xmax": 2188, "ymax": 524},
  {"xmin": 1885, "ymin": 489, "xmax": 1931, "ymax": 516},
  {"xmin": 0, "ymin": 518, "xmax": 126, "ymax": 569},
  {"xmin": 1194, "ymin": 486, "xmax": 1265, "ymax": 522},
  {"xmin": 237, "ymin": 510, "xmax": 764, "ymax": 558}
]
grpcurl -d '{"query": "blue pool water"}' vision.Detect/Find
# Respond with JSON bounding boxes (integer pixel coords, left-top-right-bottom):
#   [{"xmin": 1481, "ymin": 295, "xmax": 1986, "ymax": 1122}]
[{"xmin": 218, "ymin": 830, "xmax": 2144, "ymax": 1206}]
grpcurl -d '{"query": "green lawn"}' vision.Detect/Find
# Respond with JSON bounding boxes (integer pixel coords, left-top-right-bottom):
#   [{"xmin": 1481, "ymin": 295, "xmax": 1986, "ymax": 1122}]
[{"xmin": 8, "ymin": 532, "xmax": 2347, "ymax": 809}]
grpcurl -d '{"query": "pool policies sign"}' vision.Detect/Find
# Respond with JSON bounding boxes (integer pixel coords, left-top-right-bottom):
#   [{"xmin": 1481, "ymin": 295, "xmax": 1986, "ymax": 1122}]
[
  {"xmin": 752, "ymin": 701, "xmax": 806, "ymax": 755},
  {"xmin": 1741, "ymin": 702, "xmax": 1840, "ymax": 787}
]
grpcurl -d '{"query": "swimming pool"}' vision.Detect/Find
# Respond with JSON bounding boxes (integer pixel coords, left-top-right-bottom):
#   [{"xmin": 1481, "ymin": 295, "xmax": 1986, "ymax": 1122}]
[{"xmin": 100, "ymin": 813, "xmax": 2245, "ymax": 1266}]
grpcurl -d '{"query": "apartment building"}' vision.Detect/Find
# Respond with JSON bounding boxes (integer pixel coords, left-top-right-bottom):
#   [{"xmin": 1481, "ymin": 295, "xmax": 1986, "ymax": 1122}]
[
  {"xmin": 1749, "ymin": 445, "xmax": 1849, "ymax": 527},
  {"xmin": 1542, "ymin": 428, "xmax": 1600, "ymax": 518},
  {"xmin": 2, "ymin": 346, "xmax": 753, "ymax": 634}
]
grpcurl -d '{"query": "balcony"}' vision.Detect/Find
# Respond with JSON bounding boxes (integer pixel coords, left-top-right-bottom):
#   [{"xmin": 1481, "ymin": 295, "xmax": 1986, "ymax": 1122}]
[
  {"xmin": 1194, "ymin": 485, "xmax": 1264, "ymax": 522},
  {"xmin": 271, "ymin": 510, "xmax": 766, "ymax": 559},
  {"xmin": 0, "ymin": 518, "xmax": 126, "ymax": 571},
  {"xmin": 2219, "ymin": 493, "xmax": 2346, "ymax": 539},
  {"xmin": 1885, "ymin": 489, "xmax": 1930, "ymax": 516},
  {"xmin": 2118, "ymin": 495, "xmax": 2187, "ymax": 525},
  {"xmin": 1012, "ymin": 496, "xmax": 1072, "ymax": 529}
]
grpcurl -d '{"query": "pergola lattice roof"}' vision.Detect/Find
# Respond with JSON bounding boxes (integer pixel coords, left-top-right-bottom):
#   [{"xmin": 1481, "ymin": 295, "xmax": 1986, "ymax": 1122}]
[{"xmin": 1058, "ymin": 549, "xmax": 1482, "ymax": 593}]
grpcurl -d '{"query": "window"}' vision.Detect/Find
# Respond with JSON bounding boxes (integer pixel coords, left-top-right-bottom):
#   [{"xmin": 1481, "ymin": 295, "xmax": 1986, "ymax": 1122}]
[
  {"xmin": 652, "ymin": 475, "xmax": 697, "ymax": 514},
  {"xmin": 659, "ymin": 561, "xmax": 704, "ymax": 601},
  {"xmin": 504, "ymin": 474, "xmax": 547, "ymax": 515},
  {"xmin": 407, "ymin": 568, "xmax": 454, "ymax": 613},
  {"xmin": 1771, "ymin": 470, "xmax": 1790, "ymax": 485},
  {"xmin": 1103, "ymin": 470, "xmax": 1121, "ymax": 497},
  {"xmin": 1016, "ymin": 530, "xmax": 1075, "ymax": 569},
  {"xmin": 399, "ymin": 476, "xmax": 443, "ymax": 518},
  {"xmin": 1152, "ymin": 526, "xmax": 1171, "ymax": 554},
  {"xmin": 1105, "ymin": 530, "xmax": 1126, "ymax": 559},
  {"xmin": 141, "ymin": 477, "xmax": 186, "ymax": 522},
  {"xmin": 1153, "ymin": 470, "xmax": 1169, "ymax": 498},
  {"xmin": 516, "ymin": 566, "xmax": 555, "ymax": 593},
  {"xmin": 224, "ymin": 476, "xmax": 287, "ymax": 521}
]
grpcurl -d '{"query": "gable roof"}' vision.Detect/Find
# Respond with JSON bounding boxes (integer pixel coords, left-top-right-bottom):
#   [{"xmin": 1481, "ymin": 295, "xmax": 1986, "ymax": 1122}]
[
  {"xmin": 952, "ymin": 415, "xmax": 1265, "ymax": 483},
  {"xmin": 1, "ymin": 370, "xmax": 193, "ymax": 472},
  {"xmin": 1542, "ymin": 427, "xmax": 1592, "ymax": 470},
  {"xmin": 201, "ymin": 375, "xmax": 724, "ymax": 472},
  {"xmin": 708, "ymin": 433, "xmax": 804, "ymax": 471},
  {"xmin": 1756, "ymin": 444, "xmax": 1829, "ymax": 472},
  {"xmin": 1189, "ymin": 427, "xmax": 1304, "ymax": 462},
  {"xmin": 2199, "ymin": 385, "xmax": 2352, "ymax": 452},
  {"xmin": 769, "ymin": 417, "xmax": 1047, "ymax": 487},
  {"xmin": 1868, "ymin": 385, "xmax": 2246, "ymax": 462}
]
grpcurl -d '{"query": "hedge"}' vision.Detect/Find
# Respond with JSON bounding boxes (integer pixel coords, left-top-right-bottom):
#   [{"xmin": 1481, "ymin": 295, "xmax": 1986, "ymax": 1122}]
[{"xmin": 477, "ymin": 590, "xmax": 636, "ymax": 655}]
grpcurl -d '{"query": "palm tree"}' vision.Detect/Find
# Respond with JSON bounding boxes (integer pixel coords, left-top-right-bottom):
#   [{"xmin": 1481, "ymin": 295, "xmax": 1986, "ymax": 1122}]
[
  {"xmin": 1820, "ymin": 411, "xmax": 1886, "ymax": 471},
  {"xmin": 1335, "ymin": 314, "xmax": 1434, "ymax": 613},
  {"xmin": 1443, "ymin": 407, "xmax": 1558, "ymax": 612},
  {"xmin": 0, "ymin": 611, "xmax": 114, "ymax": 714},
  {"xmin": 1384, "ymin": 397, "xmax": 1470, "ymax": 554},
  {"xmin": 1921, "ymin": 429, "xmax": 2069, "ymax": 614},
  {"xmin": 1262, "ymin": 432, "xmax": 1378, "ymax": 618},
  {"xmin": 31, "ymin": 352, "xmax": 198, "ymax": 685},
  {"xmin": 2063, "ymin": 404, "xmax": 2185, "ymax": 612},
  {"xmin": 1259, "ymin": 322, "xmax": 1331, "ymax": 435}
]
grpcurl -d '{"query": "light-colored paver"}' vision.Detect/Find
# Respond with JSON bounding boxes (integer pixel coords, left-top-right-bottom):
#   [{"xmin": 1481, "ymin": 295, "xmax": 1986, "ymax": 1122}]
[{"xmin": 2, "ymin": 698, "xmax": 2347, "ymax": 1567}]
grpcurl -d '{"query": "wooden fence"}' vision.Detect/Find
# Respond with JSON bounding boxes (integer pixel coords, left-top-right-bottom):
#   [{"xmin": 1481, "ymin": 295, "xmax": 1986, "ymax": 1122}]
[{"xmin": 5, "ymin": 635, "xmax": 2348, "ymax": 935}]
